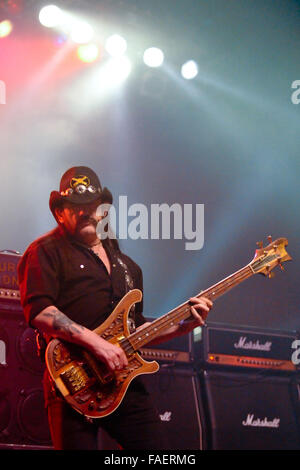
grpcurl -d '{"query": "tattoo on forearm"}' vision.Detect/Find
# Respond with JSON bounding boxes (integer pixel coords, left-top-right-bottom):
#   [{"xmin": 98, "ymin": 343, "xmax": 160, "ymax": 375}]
[{"xmin": 43, "ymin": 308, "xmax": 84, "ymax": 338}]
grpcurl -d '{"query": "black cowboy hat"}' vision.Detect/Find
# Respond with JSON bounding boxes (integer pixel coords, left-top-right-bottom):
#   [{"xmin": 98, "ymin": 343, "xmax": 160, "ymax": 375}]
[{"xmin": 49, "ymin": 166, "xmax": 113, "ymax": 218}]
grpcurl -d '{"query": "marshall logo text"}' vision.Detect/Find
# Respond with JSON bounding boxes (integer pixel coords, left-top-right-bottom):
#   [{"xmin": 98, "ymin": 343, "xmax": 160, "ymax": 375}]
[
  {"xmin": 159, "ymin": 411, "xmax": 172, "ymax": 422},
  {"xmin": 242, "ymin": 413, "xmax": 280, "ymax": 428},
  {"xmin": 234, "ymin": 336, "xmax": 272, "ymax": 352}
]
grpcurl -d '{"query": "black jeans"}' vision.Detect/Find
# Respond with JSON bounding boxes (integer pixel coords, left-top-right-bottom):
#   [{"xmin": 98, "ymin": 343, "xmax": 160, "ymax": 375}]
[{"xmin": 47, "ymin": 380, "xmax": 169, "ymax": 450}]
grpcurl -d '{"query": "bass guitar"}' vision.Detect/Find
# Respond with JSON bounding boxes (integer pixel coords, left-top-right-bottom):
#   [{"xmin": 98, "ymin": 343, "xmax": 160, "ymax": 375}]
[{"xmin": 45, "ymin": 236, "xmax": 291, "ymax": 418}]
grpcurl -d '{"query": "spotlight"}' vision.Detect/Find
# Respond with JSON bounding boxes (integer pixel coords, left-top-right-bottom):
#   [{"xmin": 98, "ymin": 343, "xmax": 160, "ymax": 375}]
[
  {"xmin": 70, "ymin": 21, "xmax": 94, "ymax": 44},
  {"xmin": 39, "ymin": 5, "xmax": 63, "ymax": 28},
  {"xmin": 105, "ymin": 34, "xmax": 127, "ymax": 58},
  {"xmin": 103, "ymin": 56, "xmax": 132, "ymax": 85},
  {"xmin": 77, "ymin": 44, "xmax": 100, "ymax": 63},
  {"xmin": 143, "ymin": 47, "xmax": 164, "ymax": 68},
  {"xmin": 0, "ymin": 20, "xmax": 13, "ymax": 38},
  {"xmin": 181, "ymin": 60, "xmax": 198, "ymax": 80}
]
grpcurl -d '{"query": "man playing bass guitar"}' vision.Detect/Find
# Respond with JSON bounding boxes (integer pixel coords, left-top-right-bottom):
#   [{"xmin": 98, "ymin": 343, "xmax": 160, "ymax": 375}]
[{"xmin": 18, "ymin": 166, "xmax": 212, "ymax": 450}]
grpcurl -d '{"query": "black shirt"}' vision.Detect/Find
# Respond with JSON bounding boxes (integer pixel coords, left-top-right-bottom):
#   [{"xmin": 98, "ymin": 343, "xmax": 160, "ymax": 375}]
[{"xmin": 17, "ymin": 225, "xmax": 146, "ymax": 330}]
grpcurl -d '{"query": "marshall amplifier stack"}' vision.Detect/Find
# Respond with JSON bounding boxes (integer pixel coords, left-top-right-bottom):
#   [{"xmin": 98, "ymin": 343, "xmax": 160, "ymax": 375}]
[
  {"xmin": 0, "ymin": 251, "xmax": 52, "ymax": 450},
  {"xmin": 201, "ymin": 370, "xmax": 300, "ymax": 450},
  {"xmin": 195, "ymin": 322, "xmax": 300, "ymax": 450},
  {"xmin": 197, "ymin": 322, "xmax": 299, "ymax": 373}
]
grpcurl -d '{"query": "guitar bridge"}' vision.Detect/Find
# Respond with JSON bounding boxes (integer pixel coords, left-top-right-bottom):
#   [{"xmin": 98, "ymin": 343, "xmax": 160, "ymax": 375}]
[{"xmin": 60, "ymin": 365, "xmax": 90, "ymax": 395}]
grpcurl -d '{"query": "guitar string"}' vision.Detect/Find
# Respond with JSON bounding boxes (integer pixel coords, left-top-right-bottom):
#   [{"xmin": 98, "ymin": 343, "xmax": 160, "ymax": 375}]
[
  {"xmin": 119, "ymin": 265, "xmax": 254, "ymax": 354},
  {"xmin": 122, "ymin": 267, "xmax": 252, "ymax": 352},
  {"xmin": 120, "ymin": 253, "xmax": 279, "ymax": 354}
]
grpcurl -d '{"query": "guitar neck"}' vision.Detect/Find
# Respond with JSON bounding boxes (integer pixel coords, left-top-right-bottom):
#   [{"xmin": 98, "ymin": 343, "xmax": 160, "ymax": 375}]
[{"xmin": 127, "ymin": 263, "xmax": 254, "ymax": 352}]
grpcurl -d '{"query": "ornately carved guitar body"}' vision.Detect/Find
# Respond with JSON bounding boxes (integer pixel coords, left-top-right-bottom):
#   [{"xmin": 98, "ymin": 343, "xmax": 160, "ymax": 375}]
[{"xmin": 46, "ymin": 237, "xmax": 292, "ymax": 419}]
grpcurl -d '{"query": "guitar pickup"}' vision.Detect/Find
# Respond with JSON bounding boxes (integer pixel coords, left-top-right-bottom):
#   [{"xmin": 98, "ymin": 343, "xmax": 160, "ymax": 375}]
[{"xmin": 82, "ymin": 351, "xmax": 114, "ymax": 384}]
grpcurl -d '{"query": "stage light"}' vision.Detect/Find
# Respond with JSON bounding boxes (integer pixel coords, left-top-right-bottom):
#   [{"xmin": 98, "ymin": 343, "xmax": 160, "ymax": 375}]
[
  {"xmin": 70, "ymin": 21, "xmax": 94, "ymax": 44},
  {"xmin": 0, "ymin": 20, "xmax": 13, "ymax": 38},
  {"xmin": 104, "ymin": 56, "xmax": 132, "ymax": 85},
  {"xmin": 39, "ymin": 5, "xmax": 63, "ymax": 28},
  {"xmin": 77, "ymin": 43, "xmax": 99, "ymax": 63},
  {"xmin": 105, "ymin": 34, "xmax": 127, "ymax": 58},
  {"xmin": 143, "ymin": 47, "xmax": 164, "ymax": 68},
  {"xmin": 181, "ymin": 60, "xmax": 198, "ymax": 80}
]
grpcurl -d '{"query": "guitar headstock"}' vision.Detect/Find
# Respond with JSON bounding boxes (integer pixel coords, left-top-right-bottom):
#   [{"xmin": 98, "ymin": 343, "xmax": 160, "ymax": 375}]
[{"xmin": 250, "ymin": 236, "xmax": 292, "ymax": 277}]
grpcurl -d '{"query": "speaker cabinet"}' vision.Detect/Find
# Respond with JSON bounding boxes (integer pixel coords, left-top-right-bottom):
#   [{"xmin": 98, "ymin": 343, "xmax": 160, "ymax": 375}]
[
  {"xmin": 0, "ymin": 307, "xmax": 52, "ymax": 449},
  {"xmin": 97, "ymin": 366, "xmax": 207, "ymax": 450},
  {"xmin": 140, "ymin": 367, "xmax": 207, "ymax": 450},
  {"xmin": 201, "ymin": 370, "xmax": 300, "ymax": 450}
]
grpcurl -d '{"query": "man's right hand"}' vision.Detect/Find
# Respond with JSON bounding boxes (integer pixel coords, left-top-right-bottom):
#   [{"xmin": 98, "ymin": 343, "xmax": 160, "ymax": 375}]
[{"xmin": 32, "ymin": 305, "xmax": 128, "ymax": 372}]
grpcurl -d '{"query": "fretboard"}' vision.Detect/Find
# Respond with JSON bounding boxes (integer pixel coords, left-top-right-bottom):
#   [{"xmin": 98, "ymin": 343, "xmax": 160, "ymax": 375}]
[{"xmin": 124, "ymin": 263, "xmax": 254, "ymax": 352}]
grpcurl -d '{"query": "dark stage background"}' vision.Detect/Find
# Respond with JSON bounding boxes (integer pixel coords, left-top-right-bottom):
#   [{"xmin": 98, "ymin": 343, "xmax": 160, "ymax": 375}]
[{"xmin": 0, "ymin": 0, "xmax": 299, "ymax": 333}]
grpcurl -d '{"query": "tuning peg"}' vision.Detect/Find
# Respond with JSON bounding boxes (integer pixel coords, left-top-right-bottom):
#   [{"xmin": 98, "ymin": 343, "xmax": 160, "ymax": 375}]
[
  {"xmin": 256, "ymin": 241, "xmax": 263, "ymax": 249},
  {"xmin": 268, "ymin": 271, "xmax": 275, "ymax": 279},
  {"xmin": 267, "ymin": 235, "xmax": 273, "ymax": 243}
]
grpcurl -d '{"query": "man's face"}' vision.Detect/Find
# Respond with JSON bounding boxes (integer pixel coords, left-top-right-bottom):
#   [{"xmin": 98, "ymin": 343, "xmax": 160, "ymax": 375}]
[{"xmin": 55, "ymin": 201, "xmax": 100, "ymax": 241}]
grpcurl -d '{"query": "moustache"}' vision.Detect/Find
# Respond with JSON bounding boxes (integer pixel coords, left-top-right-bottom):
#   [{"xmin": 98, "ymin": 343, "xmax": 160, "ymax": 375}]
[{"xmin": 77, "ymin": 216, "xmax": 99, "ymax": 228}]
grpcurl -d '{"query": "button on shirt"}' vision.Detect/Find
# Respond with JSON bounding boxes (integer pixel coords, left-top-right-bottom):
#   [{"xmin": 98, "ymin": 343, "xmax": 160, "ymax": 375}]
[{"xmin": 17, "ymin": 226, "xmax": 146, "ymax": 331}]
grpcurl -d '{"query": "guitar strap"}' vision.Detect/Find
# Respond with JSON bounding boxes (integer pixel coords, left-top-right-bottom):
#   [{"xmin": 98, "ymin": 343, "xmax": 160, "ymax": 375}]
[{"xmin": 115, "ymin": 254, "xmax": 137, "ymax": 333}]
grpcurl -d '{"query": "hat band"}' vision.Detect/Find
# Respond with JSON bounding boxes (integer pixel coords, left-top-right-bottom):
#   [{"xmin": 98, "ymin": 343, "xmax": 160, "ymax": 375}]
[{"xmin": 60, "ymin": 185, "xmax": 101, "ymax": 197}]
